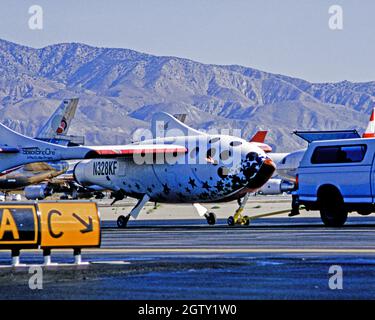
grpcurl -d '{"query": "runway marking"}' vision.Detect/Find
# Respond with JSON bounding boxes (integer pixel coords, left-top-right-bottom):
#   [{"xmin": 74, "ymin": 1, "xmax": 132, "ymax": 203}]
[
  {"xmin": 4, "ymin": 247, "xmax": 375, "ymax": 256},
  {"xmin": 79, "ymin": 247, "xmax": 375, "ymax": 254},
  {"xmin": 102, "ymin": 229, "xmax": 375, "ymax": 234}
]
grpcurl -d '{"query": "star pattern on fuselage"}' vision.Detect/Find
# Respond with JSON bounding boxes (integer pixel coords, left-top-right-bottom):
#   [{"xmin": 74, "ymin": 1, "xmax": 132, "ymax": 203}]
[
  {"xmin": 202, "ymin": 181, "xmax": 211, "ymax": 190},
  {"xmin": 216, "ymin": 180, "xmax": 224, "ymax": 192},
  {"xmin": 188, "ymin": 177, "xmax": 197, "ymax": 188},
  {"xmin": 162, "ymin": 183, "xmax": 171, "ymax": 195}
]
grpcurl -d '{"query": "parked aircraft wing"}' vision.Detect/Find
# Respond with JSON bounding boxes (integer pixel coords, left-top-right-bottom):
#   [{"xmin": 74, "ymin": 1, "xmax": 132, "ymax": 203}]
[
  {"xmin": 23, "ymin": 162, "xmax": 55, "ymax": 171},
  {"xmin": 251, "ymin": 142, "xmax": 272, "ymax": 153}
]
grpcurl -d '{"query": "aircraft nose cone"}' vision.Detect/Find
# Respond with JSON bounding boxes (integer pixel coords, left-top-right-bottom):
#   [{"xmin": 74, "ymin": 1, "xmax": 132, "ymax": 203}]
[{"xmin": 245, "ymin": 156, "xmax": 276, "ymax": 190}]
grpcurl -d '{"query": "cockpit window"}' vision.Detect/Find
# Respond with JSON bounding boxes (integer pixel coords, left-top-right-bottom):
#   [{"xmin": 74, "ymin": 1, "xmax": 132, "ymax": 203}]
[{"xmin": 281, "ymin": 157, "xmax": 287, "ymax": 164}]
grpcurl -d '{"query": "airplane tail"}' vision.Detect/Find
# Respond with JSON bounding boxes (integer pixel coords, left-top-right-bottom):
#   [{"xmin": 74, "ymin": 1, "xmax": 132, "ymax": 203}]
[
  {"xmin": 363, "ymin": 108, "xmax": 375, "ymax": 138},
  {"xmin": 35, "ymin": 98, "xmax": 79, "ymax": 140},
  {"xmin": 0, "ymin": 121, "xmax": 87, "ymax": 173},
  {"xmin": 250, "ymin": 130, "xmax": 268, "ymax": 143},
  {"xmin": 151, "ymin": 112, "xmax": 205, "ymax": 138}
]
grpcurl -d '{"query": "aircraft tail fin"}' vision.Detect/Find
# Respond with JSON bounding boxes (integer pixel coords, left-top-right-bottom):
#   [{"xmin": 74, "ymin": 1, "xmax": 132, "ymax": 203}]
[
  {"xmin": 0, "ymin": 122, "xmax": 73, "ymax": 172},
  {"xmin": 363, "ymin": 108, "xmax": 375, "ymax": 138},
  {"xmin": 250, "ymin": 130, "xmax": 268, "ymax": 143},
  {"xmin": 173, "ymin": 114, "xmax": 187, "ymax": 123},
  {"xmin": 35, "ymin": 98, "xmax": 79, "ymax": 140},
  {"xmin": 151, "ymin": 112, "xmax": 205, "ymax": 138}
]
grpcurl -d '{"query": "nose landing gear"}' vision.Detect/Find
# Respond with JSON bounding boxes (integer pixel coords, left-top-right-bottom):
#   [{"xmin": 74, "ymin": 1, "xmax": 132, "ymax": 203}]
[
  {"xmin": 227, "ymin": 208, "xmax": 250, "ymax": 226},
  {"xmin": 227, "ymin": 193, "xmax": 251, "ymax": 226}
]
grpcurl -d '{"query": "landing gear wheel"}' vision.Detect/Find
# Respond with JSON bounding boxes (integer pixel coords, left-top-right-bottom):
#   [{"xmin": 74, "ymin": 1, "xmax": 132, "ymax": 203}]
[
  {"xmin": 117, "ymin": 215, "xmax": 130, "ymax": 228},
  {"xmin": 319, "ymin": 192, "xmax": 348, "ymax": 227},
  {"xmin": 227, "ymin": 216, "xmax": 235, "ymax": 226},
  {"xmin": 205, "ymin": 212, "xmax": 217, "ymax": 225},
  {"xmin": 242, "ymin": 215, "xmax": 250, "ymax": 226},
  {"xmin": 357, "ymin": 210, "xmax": 372, "ymax": 216}
]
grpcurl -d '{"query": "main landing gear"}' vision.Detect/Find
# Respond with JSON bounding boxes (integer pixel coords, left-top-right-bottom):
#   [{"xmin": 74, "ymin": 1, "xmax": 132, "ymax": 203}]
[
  {"xmin": 227, "ymin": 193, "xmax": 250, "ymax": 226},
  {"xmin": 193, "ymin": 203, "xmax": 217, "ymax": 225},
  {"xmin": 117, "ymin": 214, "xmax": 130, "ymax": 228},
  {"xmin": 117, "ymin": 194, "xmax": 150, "ymax": 228},
  {"xmin": 205, "ymin": 212, "xmax": 217, "ymax": 225}
]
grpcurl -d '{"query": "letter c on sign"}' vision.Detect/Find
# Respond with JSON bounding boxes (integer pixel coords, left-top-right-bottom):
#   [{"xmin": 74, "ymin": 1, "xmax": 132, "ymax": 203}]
[{"xmin": 48, "ymin": 210, "xmax": 64, "ymax": 238}]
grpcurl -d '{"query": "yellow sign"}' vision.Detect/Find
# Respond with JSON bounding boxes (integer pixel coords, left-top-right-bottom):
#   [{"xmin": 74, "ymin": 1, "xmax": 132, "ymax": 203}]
[
  {"xmin": 0, "ymin": 205, "xmax": 39, "ymax": 248},
  {"xmin": 39, "ymin": 202, "xmax": 100, "ymax": 248}
]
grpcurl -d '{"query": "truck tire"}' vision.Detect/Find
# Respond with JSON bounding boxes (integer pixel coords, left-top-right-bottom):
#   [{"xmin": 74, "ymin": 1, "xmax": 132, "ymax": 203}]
[
  {"xmin": 319, "ymin": 189, "xmax": 348, "ymax": 227},
  {"xmin": 357, "ymin": 210, "xmax": 372, "ymax": 216}
]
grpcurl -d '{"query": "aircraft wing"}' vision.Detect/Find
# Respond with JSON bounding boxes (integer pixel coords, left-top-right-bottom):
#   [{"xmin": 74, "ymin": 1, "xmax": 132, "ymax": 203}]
[
  {"xmin": 84, "ymin": 144, "xmax": 187, "ymax": 159},
  {"xmin": 251, "ymin": 142, "xmax": 272, "ymax": 153},
  {"xmin": 23, "ymin": 162, "xmax": 55, "ymax": 172}
]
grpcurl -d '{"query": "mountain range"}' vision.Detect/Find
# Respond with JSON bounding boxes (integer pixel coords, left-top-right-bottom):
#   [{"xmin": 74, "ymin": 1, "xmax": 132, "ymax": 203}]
[{"xmin": 0, "ymin": 38, "xmax": 374, "ymax": 151}]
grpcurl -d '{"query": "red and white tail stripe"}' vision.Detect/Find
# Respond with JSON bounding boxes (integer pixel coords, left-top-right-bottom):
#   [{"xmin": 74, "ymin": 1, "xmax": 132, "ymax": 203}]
[{"xmin": 363, "ymin": 108, "xmax": 375, "ymax": 138}]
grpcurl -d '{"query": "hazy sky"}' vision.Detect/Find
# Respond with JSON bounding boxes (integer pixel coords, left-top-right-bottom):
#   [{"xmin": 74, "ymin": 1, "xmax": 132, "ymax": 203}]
[{"xmin": 0, "ymin": 0, "xmax": 374, "ymax": 83}]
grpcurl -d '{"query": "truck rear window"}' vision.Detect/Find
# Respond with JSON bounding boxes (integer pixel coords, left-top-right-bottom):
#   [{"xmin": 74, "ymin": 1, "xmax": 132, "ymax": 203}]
[{"xmin": 311, "ymin": 145, "xmax": 367, "ymax": 164}]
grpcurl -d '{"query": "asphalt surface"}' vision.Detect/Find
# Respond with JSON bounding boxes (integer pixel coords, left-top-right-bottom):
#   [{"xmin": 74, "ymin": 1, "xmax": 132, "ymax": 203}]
[{"xmin": 1, "ymin": 216, "xmax": 375, "ymax": 299}]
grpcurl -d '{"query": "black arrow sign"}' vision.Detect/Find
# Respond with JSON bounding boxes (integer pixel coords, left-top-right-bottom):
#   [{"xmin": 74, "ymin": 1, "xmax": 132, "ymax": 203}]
[{"xmin": 72, "ymin": 213, "xmax": 93, "ymax": 234}]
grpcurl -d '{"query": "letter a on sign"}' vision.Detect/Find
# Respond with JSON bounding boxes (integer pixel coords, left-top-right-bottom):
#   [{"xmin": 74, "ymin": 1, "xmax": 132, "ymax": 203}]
[{"xmin": 0, "ymin": 209, "xmax": 20, "ymax": 240}]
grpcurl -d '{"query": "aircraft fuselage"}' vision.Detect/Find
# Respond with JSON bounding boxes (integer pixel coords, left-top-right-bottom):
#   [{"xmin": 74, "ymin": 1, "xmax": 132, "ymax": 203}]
[{"xmin": 74, "ymin": 135, "xmax": 275, "ymax": 203}]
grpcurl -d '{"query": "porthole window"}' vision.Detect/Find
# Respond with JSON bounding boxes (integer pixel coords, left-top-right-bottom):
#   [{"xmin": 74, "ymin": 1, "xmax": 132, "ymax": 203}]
[
  {"xmin": 190, "ymin": 147, "xmax": 199, "ymax": 158},
  {"xmin": 220, "ymin": 150, "xmax": 232, "ymax": 161},
  {"xmin": 217, "ymin": 166, "xmax": 229, "ymax": 178},
  {"xmin": 206, "ymin": 148, "xmax": 217, "ymax": 158},
  {"xmin": 209, "ymin": 137, "xmax": 221, "ymax": 144},
  {"xmin": 230, "ymin": 141, "xmax": 242, "ymax": 147}
]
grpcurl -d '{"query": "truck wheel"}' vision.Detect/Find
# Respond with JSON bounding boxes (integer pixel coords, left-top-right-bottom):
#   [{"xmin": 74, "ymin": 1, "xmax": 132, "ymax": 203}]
[
  {"xmin": 319, "ymin": 192, "xmax": 348, "ymax": 227},
  {"xmin": 357, "ymin": 210, "xmax": 372, "ymax": 216}
]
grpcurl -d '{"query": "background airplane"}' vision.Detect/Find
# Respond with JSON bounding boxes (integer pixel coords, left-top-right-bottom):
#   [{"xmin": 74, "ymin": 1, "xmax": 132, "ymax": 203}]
[{"xmin": 0, "ymin": 98, "xmax": 81, "ymax": 198}]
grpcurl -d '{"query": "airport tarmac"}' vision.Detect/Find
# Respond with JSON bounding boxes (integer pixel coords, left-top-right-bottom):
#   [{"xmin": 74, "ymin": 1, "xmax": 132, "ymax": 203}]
[{"xmin": 0, "ymin": 195, "xmax": 375, "ymax": 300}]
